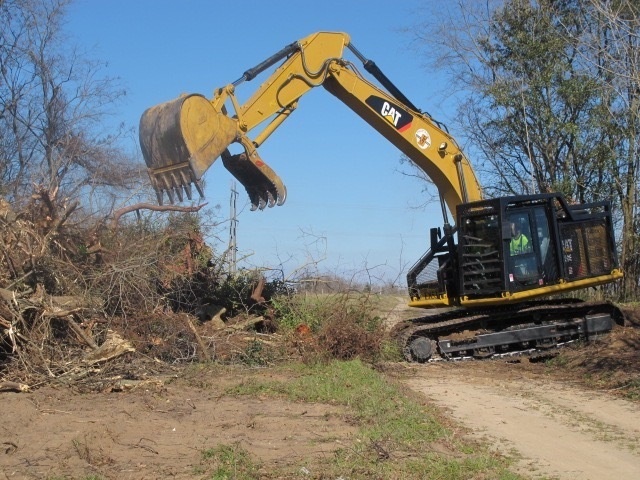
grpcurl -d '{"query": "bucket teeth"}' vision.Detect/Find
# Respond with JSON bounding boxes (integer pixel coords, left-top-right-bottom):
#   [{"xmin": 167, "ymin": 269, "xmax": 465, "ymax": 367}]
[
  {"xmin": 174, "ymin": 186, "xmax": 184, "ymax": 203},
  {"xmin": 166, "ymin": 187, "xmax": 175, "ymax": 205},
  {"xmin": 194, "ymin": 180, "xmax": 205, "ymax": 198},
  {"xmin": 222, "ymin": 151, "xmax": 286, "ymax": 211},
  {"xmin": 147, "ymin": 161, "xmax": 204, "ymax": 205},
  {"xmin": 155, "ymin": 189, "xmax": 164, "ymax": 206},
  {"xmin": 183, "ymin": 182, "xmax": 193, "ymax": 200}
]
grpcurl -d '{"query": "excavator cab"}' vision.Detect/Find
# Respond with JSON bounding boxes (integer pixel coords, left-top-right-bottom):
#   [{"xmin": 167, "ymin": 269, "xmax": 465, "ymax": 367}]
[{"xmin": 408, "ymin": 193, "xmax": 621, "ymax": 307}]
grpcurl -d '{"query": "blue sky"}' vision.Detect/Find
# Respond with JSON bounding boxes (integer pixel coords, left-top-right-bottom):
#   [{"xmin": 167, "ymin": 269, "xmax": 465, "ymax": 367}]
[{"xmin": 66, "ymin": 0, "xmax": 457, "ymax": 285}]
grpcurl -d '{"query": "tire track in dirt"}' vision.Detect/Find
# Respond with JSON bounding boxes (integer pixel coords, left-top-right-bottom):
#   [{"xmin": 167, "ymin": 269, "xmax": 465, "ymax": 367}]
[{"xmin": 404, "ymin": 362, "xmax": 640, "ymax": 480}]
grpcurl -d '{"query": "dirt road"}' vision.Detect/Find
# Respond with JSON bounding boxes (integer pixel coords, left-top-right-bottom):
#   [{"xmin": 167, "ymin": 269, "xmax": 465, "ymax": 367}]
[{"xmin": 404, "ymin": 361, "xmax": 640, "ymax": 480}]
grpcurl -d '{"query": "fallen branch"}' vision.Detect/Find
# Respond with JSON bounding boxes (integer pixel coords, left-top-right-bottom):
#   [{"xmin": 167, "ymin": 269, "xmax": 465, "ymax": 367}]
[
  {"xmin": 43, "ymin": 308, "xmax": 98, "ymax": 350},
  {"xmin": 83, "ymin": 330, "xmax": 135, "ymax": 364},
  {"xmin": 5, "ymin": 270, "xmax": 34, "ymax": 291},
  {"xmin": 241, "ymin": 336, "xmax": 276, "ymax": 346},
  {"xmin": 185, "ymin": 315, "xmax": 212, "ymax": 362},
  {"xmin": 111, "ymin": 202, "xmax": 208, "ymax": 228},
  {"xmin": 64, "ymin": 316, "xmax": 98, "ymax": 350},
  {"xmin": 0, "ymin": 381, "xmax": 30, "ymax": 393},
  {"xmin": 225, "ymin": 316, "xmax": 265, "ymax": 332}
]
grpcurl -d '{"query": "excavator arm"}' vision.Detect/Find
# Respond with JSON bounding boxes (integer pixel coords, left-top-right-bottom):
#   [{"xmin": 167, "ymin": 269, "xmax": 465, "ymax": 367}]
[{"xmin": 139, "ymin": 31, "xmax": 482, "ymax": 216}]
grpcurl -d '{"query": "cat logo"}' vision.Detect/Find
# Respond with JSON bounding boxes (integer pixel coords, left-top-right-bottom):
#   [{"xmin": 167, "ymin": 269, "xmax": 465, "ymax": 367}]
[
  {"xmin": 365, "ymin": 95, "xmax": 413, "ymax": 132},
  {"xmin": 381, "ymin": 102, "xmax": 402, "ymax": 126}
]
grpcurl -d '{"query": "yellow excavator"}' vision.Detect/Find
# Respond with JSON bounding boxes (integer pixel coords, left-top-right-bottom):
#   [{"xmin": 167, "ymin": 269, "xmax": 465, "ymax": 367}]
[{"xmin": 139, "ymin": 32, "xmax": 625, "ymax": 361}]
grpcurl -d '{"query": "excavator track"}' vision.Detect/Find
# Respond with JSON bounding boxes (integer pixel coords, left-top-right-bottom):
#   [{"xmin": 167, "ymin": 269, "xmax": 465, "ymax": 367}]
[{"xmin": 390, "ymin": 300, "xmax": 625, "ymax": 362}]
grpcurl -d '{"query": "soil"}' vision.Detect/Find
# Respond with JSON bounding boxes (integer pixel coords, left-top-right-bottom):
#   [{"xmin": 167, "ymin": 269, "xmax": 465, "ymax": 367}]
[
  {"xmin": 1, "ymin": 298, "xmax": 639, "ymax": 480},
  {"xmin": 0, "ymin": 370, "xmax": 356, "ymax": 479},
  {"xmin": 402, "ymin": 360, "xmax": 640, "ymax": 480}
]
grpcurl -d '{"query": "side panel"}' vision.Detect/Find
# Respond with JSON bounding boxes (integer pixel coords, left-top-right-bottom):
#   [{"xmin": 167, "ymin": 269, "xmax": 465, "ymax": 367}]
[{"xmin": 559, "ymin": 220, "xmax": 614, "ymax": 279}]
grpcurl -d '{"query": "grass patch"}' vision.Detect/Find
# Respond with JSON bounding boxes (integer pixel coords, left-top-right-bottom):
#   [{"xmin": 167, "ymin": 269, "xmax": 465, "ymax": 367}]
[
  {"xmin": 195, "ymin": 443, "xmax": 260, "ymax": 479},
  {"xmin": 622, "ymin": 379, "xmax": 640, "ymax": 401},
  {"xmin": 227, "ymin": 359, "xmax": 523, "ymax": 479}
]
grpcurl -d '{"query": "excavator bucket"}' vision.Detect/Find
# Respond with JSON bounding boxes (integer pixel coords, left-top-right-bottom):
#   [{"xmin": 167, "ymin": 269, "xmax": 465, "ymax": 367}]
[
  {"xmin": 222, "ymin": 150, "xmax": 287, "ymax": 210},
  {"xmin": 139, "ymin": 93, "xmax": 287, "ymax": 209},
  {"xmin": 139, "ymin": 94, "xmax": 237, "ymax": 204}
]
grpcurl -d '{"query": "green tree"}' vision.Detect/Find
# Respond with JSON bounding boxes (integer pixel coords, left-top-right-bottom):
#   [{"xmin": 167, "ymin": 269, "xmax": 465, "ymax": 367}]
[{"xmin": 576, "ymin": 0, "xmax": 640, "ymax": 299}]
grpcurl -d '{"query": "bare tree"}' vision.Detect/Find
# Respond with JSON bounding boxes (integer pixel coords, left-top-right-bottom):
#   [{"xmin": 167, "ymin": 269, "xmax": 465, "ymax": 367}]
[
  {"xmin": 573, "ymin": 0, "xmax": 640, "ymax": 299},
  {"xmin": 0, "ymin": 0, "xmax": 143, "ymax": 211}
]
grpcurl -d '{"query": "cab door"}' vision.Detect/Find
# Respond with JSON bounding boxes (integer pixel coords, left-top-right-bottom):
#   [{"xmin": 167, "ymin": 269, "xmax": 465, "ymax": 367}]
[
  {"xmin": 533, "ymin": 206, "xmax": 559, "ymax": 284},
  {"xmin": 506, "ymin": 210, "xmax": 542, "ymax": 290}
]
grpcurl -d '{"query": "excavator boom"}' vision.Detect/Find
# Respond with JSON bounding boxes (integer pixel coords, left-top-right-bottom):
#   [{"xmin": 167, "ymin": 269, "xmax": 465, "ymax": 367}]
[{"xmin": 139, "ymin": 32, "xmax": 482, "ymax": 213}]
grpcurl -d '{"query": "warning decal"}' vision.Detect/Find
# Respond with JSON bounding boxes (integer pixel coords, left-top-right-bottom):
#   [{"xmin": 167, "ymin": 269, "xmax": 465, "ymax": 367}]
[{"xmin": 415, "ymin": 128, "xmax": 431, "ymax": 150}]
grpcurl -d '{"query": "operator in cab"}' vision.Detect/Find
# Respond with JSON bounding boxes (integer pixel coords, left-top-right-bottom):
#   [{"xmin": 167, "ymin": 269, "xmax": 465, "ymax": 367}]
[{"xmin": 510, "ymin": 222, "xmax": 530, "ymax": 255}]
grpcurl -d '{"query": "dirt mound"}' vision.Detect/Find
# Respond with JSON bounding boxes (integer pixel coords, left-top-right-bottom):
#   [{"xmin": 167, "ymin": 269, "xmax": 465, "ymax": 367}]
[
  {"xmin": 547, "ymin": 322, "xmax": 640, "ymax": 396},
  {"xmin": 621, "ymin": 304, "xmax": 640, "ymax": 327}
]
